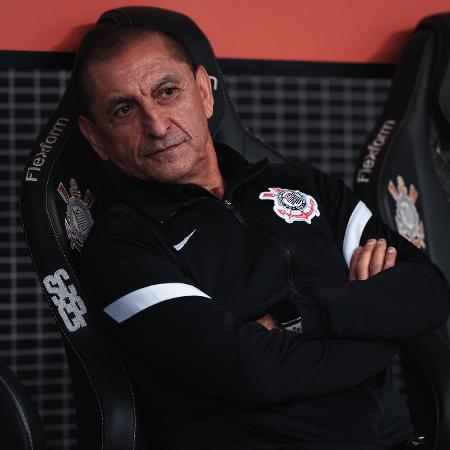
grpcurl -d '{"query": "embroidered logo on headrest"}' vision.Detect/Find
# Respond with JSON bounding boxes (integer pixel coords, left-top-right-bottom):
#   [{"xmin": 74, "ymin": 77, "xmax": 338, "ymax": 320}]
[
  {"xmin": 57, "ymin": 179, "xmax": 94, "ymax": 252},
  {"xmin": 259, "ymin": 187, "xmax": 320, "ymax": 224},
  {"xmin": 388, "ymin": 175, "xmax": 426, "ymax": 249}
]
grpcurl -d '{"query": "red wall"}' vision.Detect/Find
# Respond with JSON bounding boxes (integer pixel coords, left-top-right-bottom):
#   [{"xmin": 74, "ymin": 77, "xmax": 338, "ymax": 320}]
[{"xmin": 3, "ymin": 0, "xmax": 450, "ymax": 62}]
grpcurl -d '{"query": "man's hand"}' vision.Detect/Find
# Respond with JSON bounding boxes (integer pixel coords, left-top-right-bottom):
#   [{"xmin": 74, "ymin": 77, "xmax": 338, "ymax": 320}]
[
  {"xmin": 349, "ymin": 238, "xmax": 397, "ymax": 281},
  {"xmin": 256, "ymin": 313, "xmax": 279, "ymax": 330},
  {"xmin": 258, "ymin": 239, "xmax": 397, "ymax": 330}
]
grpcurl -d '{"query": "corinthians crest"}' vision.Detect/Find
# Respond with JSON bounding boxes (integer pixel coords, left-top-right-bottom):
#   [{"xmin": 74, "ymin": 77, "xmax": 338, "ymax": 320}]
[
  {"xmin": 57, "ymin": 179, "xmax": 94, "ymax": 252},
  {"xmin": 259, "ymin": 187, "xmax": 320, "ymax": 224},
  {"xmin": 388, "ymin": 175, "xmax": 426, "ymax": 249}
]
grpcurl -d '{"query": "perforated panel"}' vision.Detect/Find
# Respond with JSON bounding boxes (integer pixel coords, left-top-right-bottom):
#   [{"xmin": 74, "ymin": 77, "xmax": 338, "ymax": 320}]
[
  {"xmin": 0, "ymin": 67, "xmax": 75, "ymax": 448},
  {"xmin": 226, "ymin": 74, "xmax": 390, "ymax": 186}
]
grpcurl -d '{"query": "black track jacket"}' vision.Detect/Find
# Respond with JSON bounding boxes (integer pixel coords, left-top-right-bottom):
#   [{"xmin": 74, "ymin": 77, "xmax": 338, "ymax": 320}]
[{"xmin": 81, "ymin": 144, "xmax": 450, "ymax": 450}]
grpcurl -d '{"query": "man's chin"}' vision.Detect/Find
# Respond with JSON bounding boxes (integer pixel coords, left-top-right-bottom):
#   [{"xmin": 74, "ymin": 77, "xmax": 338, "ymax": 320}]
[{"xmin": 140, "ymin": 158, "xmax": 195, "ymax": 184}]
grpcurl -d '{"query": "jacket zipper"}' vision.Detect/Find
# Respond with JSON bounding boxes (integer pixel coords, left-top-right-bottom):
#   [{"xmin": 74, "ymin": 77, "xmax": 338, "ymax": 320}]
[
  {"xmin": 222, "ymin": 198, "xmax": 300, "ymax": 297},
  {"xmin": 164, "ymin": 157, "xmax": 269, "ymax": 222}
]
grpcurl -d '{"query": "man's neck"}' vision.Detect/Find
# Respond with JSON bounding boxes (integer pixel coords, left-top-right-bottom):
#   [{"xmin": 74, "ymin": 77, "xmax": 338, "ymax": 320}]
[
  {"xmin": 188, "ymin": 141, "xmax": 226, "ymax": 199},
  {"xmin": 203, "ymin": 174, "xmax": 226, "ymax": 199}
]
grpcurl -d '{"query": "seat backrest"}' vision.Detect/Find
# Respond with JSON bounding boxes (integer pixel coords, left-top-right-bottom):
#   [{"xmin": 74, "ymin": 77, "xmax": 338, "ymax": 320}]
[
  {"xmin": 354, "ymin": 13, "xmax": 450, "ymax": 294},
  {"xmin": 354, "ymin": 13, "xmax": 450, "ymax": 449},
  {"xmin": 20, "ymin": 6, "xmax": 287, "ymax": 450},
  {"xmin": 0, "ymin": 357, "xmax": 47, "ymax": 450}
]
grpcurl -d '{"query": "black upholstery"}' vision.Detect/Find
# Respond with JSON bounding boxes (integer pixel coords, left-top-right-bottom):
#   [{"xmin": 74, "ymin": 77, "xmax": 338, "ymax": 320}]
[
  {"xmin": 20, "ymin": 6, "xmax": 286, "ymax": 450},
  {"xmin": 402, "ymin": 333, "xmax": 450, "ymax": 449},
  {"xmin": 354, "ymin": 13, "xmax": 450, "ymax": 450},
  {"xmin": 354, "ymin": 14, "xmax": 450, "ymax": 297},
  {"xmin": 0, "ymin": 357, "xmax": 46, "ymax": 450}
]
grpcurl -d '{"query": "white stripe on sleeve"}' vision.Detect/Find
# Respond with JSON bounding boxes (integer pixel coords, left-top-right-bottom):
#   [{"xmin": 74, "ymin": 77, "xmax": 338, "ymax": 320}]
[
  {"xmin": 342, "ymin": 201, "xmax": 373, "ymax": 267},
  {"xmin": 103, "ymin": 283, "xmax": 211, "ymax": 323}
]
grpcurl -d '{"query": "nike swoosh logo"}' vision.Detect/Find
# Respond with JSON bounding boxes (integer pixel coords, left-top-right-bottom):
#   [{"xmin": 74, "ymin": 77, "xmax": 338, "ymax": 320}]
[{"xmin": 173, "ymin": 229, "xmax": 197, "ymax": 251}]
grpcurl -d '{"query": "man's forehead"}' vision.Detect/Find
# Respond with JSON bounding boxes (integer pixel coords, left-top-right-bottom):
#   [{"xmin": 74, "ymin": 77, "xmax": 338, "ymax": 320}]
[
  {"xmin": 87, "ymin": 38, "xmax": 190, "ymax": 91},
  {"xmin": 92, "ymin": 34, "xmax": 181, "ymax": 72},
  {"xmin": 99, "ymin": 55, "xmax": 183, "ymax": 83}
]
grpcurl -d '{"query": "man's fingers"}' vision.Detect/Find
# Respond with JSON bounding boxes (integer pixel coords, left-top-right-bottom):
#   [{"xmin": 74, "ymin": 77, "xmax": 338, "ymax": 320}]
[
  {"xmin": 383, "ymin": 246, "xmax": 397, "ymax": 270},
  {"xmin": 351, "ymin": 238, "xmax": 392, "ymax": 280},
  {"xmin": 354, "ymin": 239, "xmax": 377, "ymax": 280},
  {"xmin": 349, "ymin": 239, "xmax": 398, "ymax": 281},
  {"xmin": 348, "ymin": 246, "xmax": 362, "ymax": 281},
  {"xmin": 368, "ymin": 239, "xmax": 387, "ymax": 277}
]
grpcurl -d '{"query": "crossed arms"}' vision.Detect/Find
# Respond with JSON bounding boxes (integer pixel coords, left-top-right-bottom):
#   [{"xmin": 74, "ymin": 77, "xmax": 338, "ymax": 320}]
[{"xmin": 80, "ymin": 167, "xmax": 450, "ymax": 408}]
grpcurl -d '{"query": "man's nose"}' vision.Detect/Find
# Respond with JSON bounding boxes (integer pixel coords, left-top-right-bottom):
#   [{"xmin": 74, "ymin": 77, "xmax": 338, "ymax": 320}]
[{"xmin": 140, "ymin": 103, "xmax": 169, "ymax": 138}]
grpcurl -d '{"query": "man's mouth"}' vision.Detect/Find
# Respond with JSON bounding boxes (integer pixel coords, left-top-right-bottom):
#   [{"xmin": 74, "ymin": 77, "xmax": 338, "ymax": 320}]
[{"xmin": 143, "ymin": 142, "xmax": 183, "ymax": 157}]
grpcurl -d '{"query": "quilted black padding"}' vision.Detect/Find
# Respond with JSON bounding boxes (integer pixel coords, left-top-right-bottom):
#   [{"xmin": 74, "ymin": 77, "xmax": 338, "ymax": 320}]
[
  {"xmin": 354, "ymin": 14, "xmax": 450, "ymax": 290},
  {"xmin": 355, "ymin": 13, "xmax": 450, "ymax": 450},
  {"xmin": 0, "ymin": 358, "xmax": 46, "ymax": 450}
]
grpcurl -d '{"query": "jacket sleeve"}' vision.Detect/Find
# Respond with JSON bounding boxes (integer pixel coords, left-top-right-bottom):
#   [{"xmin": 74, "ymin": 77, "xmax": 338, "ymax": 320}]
[
  {"xmin": 81, "ymin": 209, "xmax": 395, "ymax": 410},
  {"xmin": 293, "ymin": 169, "xmax": 450, "ymax": 342}
]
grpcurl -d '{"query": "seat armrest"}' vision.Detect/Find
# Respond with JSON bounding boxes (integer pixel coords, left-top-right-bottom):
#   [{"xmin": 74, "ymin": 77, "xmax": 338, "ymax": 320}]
[{"xmin": 408, "ymin": 330, "xmax": 450, "ymax": 450}]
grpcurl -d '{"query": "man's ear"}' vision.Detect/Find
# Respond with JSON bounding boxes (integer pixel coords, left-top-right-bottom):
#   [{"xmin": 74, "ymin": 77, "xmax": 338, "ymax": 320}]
[
  {"xmin": 195, "ymin": 65, "xmax": 214, "ymax": 119},
  {"xmin": 78, "ymin": 115, "xmax": 109, "ymax": 161}
]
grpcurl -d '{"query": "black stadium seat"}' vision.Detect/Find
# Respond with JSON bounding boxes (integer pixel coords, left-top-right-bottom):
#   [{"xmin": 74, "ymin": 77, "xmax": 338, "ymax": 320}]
[
  {"xmin": 0, "ymin": 357, "xmax": 47, "ymax": 450},
  {"xmin": 20, "ymin": 6, "xmax": 450, "ymax": 450},
  {"xmin": 354, "ymin": 13, "xmax": 450, "ymax": 448},
  {"xmin": 354, "ymin": 13, "xmax": 450, "ymax": 303},
  {"xmin": 20, "ymin": 6, "xmax": 286, "ymax": 450}
]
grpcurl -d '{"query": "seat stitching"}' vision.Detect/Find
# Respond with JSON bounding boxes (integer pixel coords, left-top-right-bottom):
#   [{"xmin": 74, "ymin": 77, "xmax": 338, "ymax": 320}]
[{"xmin": 0, "ymin": 373, "xmax": 34, "ymax": 450}]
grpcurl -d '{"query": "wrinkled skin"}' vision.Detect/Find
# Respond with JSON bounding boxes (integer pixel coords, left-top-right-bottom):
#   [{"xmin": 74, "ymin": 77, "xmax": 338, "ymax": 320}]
[{"xmin": 78, "ymin": 33, "xmax": 225, "ymax": 197}]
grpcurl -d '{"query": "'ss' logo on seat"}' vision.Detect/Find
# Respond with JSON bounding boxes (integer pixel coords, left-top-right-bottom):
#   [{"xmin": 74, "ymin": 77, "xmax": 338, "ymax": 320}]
[{"xmin": 43, "ymin": 268, "xmax": 87, "ymax": 332}]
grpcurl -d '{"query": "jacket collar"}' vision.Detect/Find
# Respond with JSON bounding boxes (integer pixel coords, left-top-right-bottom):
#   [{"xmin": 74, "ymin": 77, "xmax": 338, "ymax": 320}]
[{"xmin": 116, "ymin": 143, "xmax": 268, "ymax": 223}]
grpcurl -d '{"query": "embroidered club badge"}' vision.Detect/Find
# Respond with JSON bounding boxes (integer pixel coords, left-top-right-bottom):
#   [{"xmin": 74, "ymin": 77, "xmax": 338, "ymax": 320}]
[
  {"xmin": 259, "ymin": 187, "xmax": 320, "ymax": 224},
  {"xmin": 388, "ymin": 175, "xmax": 426, "ymax": 249},
  {"xmin": 57, "ymin": 179, "xmax": 95, "ymax": 252}
]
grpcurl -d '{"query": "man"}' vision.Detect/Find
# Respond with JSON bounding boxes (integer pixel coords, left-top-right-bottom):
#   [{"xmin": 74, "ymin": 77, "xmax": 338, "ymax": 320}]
[{"xmin": 77, "ymin": 24, "xmax": 450, "ymax": 450}]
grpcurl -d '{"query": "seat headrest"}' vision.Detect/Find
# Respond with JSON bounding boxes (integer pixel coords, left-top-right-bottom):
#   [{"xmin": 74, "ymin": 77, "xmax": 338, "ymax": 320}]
[{"xmin": 416, "ymin": 13, "xmax": 450, "ymax": 131}]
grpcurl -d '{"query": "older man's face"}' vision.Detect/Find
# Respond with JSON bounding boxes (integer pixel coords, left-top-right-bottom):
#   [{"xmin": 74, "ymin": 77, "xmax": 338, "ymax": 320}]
[{"xmin": 78, "ymin": 34, "xmax": 215, "ymax": 184}]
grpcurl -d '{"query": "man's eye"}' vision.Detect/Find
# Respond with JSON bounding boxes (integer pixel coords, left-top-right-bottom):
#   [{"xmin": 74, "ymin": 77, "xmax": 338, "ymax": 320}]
[
  {"xmin": 114, "ymin": 105, "xmax": 131, "ymax": 116},
  {"xmin": 160, "ymin": 87, "xmax": 177, "ymax": 98}
]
